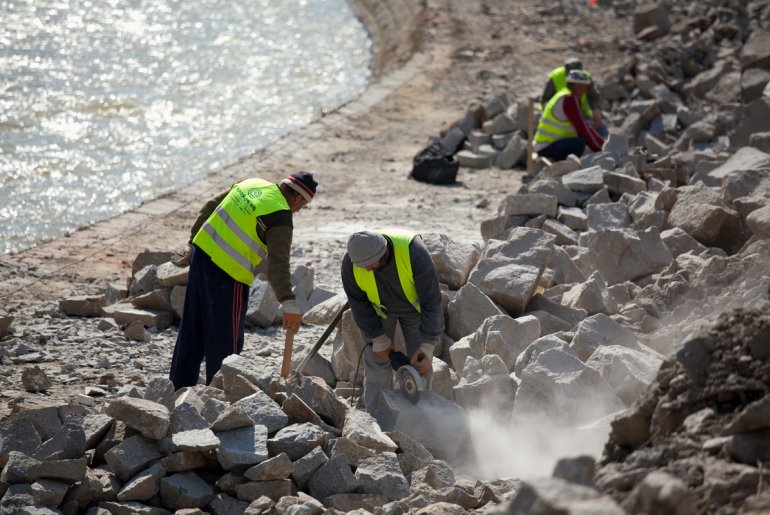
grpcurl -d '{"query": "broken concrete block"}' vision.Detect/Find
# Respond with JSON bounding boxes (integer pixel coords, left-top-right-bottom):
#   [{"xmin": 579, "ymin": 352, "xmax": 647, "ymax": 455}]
[
  {"xmin": 587, "ymin": 344, "xmax": 664, "ymax": 405},
  {"xmin": 105, "ymin": 397, "xmax": 170, "ymax": 441},
  {"xmin": 354, "ymin": 452, "xmax": 410, "ymax": 501},
  {"xmin": 245, "ymin": 276, "xmax": 280, "ymax": 328},
  {"xmin": 160, "ymin": 471, "xmax": 214, "ymax": 510},
  {"xmin": 586, "ymin": 203, "xmax": 632, "ymax": 231},
  {"xmin": 499, "ymin": 193, "xmax": 558, "ymax": 218},
  {"xmin": 215, "ymin": 425, "xmax": 269, "ymax": 470},
  {"xmin": 578, "ymin": 228, "xmax": 672, "ymax": 285}
]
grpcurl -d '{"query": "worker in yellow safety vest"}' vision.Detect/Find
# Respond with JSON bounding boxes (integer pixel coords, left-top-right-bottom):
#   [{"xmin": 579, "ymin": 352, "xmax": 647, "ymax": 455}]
[
  {"xmin": 341, "ymin": 229, "xmax": 444, "ymax": 414},
  {"xmin": 535, "ymin": 69, "xmax": 606, "ymax": 162},
  {"xmin": 541, "ymin": 57, "xmax": 607, "ymax": 138},
  {"xmin": 169, "ymin": 172, "xmax": 318, "ymax": 389}
]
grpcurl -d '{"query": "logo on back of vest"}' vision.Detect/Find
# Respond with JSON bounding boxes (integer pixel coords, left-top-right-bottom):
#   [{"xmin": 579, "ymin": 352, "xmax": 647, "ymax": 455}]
[{"xmin": 247, "ymin": 188, "xmax": 262, "ymax": 200}]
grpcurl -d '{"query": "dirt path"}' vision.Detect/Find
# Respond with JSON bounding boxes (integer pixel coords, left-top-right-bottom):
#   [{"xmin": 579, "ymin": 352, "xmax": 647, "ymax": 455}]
[{"xmin": 0, "ymin": 1, "xmax": 631, "ymax": 407}]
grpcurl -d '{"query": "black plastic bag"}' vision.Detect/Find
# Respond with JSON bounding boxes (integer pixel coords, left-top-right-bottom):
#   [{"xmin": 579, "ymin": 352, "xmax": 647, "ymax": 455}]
[{"xmin": 409, "ymin": 142, "xmax": 459, "ymax": 185}]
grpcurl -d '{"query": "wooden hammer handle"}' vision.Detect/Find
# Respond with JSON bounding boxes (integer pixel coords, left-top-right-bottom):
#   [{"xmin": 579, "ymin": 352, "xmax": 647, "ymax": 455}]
[{"xmin": 280, "ymin": 328, "xmax": 295, "ymax": 378}]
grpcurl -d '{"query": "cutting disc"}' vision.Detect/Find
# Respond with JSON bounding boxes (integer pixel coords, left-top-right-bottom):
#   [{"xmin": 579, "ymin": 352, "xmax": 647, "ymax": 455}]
[{"xmin": 397, "ymin": 365, "xmax": 423, "ymax": 404}]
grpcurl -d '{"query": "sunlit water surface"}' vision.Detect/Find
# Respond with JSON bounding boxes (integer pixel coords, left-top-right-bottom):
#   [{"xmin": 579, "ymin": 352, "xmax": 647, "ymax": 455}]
[{"xmin": 0, "ymin": 0, "xmax": 371, "ymax": 254}]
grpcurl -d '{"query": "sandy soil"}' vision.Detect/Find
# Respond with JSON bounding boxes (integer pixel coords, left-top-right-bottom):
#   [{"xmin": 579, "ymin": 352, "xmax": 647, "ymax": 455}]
[{"xmin": 0, "ymin": 1, "xmax": 632, "ymax": 408}]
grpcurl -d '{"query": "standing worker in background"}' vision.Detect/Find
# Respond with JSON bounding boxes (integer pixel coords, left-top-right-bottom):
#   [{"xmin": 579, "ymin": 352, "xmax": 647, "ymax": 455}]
[
  {"xmin": 534, "ymin": 69, "xmax": 606, "ymax": 162},
  {"xmin": 169, "ymin": 172, "xmax": 318, "ymax": 389},
  {"xmin": 541, "ymin": 57, "xmax": 608, "ymax": 138},
  {"xmin": 341, "ymin": 229, "xmax": 444, "ymax": 414}
]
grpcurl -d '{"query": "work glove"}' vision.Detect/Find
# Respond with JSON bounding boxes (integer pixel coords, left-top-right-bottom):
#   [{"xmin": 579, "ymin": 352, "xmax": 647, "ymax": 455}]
[
  {"xmin": 411, "ymin": 343, "xmax": 434, "ymax": 375},
  {"xmin": 172, "ymin": 243, "xmax": 193, "ymax": 268},
  {"xmin": 282, "ymin": 300, "xmax": 302, "ymax": 333},
  {"xmin": 372, "ymin": 334, "xmax": 393, "ymax": 360}
]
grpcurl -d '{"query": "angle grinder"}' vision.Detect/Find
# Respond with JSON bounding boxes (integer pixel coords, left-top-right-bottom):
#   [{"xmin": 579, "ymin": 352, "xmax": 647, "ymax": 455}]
[{"xmin": 389, "ymin": 351, "xmax": 426, "ymax": 404}]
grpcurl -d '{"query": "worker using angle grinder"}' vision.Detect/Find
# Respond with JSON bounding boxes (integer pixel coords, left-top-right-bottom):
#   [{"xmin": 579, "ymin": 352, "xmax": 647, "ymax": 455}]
[{"xmin": 341, "ymin": 229, "xmax": 444, "ymax": 413}]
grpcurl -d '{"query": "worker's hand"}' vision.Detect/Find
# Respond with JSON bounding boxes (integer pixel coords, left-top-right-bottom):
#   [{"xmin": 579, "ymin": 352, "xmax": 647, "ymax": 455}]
[
  {"xmin": 371, "ymin": 334, "xmax": 393, "ymax": 360},
  {"xmin": 411, "ymin": 344, "xmax": 434, "ymax": 375},
  {"xmin": 374, "ymin": 343, "xmax": 393, "ymax": 360},
  {"xmin": 282, "ymin": 313, "xmax": 301, "ymax": 333},
  {"xmin": 172, "ymin": 243, "xmax": 193, "ymax": 268}
]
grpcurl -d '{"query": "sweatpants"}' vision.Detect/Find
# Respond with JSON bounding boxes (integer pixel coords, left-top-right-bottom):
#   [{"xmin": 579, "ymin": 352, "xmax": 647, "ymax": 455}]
[
  {"xmin": 169, "ymin": 246, "xmax": 249, "ymax": 389},
  {"xmin": 362, "ymin": 313, "xmax": 433, "ymax": 414}
]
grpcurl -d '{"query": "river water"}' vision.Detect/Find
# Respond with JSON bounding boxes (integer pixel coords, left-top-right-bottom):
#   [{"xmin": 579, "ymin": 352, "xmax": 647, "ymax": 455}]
[{"xmin": 0, "ymin": 0, "xmax": 371, "ymax": 255}]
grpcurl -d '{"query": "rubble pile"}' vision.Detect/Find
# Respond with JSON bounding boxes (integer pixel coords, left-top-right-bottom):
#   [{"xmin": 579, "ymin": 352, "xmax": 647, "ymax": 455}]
[
  {"xmin": 0, "ymin": 357, "xmax": 523, "ymax": 514},
  {"xmin": 434, "ymin": 0, "xmax": 770, "ymax": 173},
  {"xmin": 598, "ymin": 304, "xmax": 770, "ymax": 514}
]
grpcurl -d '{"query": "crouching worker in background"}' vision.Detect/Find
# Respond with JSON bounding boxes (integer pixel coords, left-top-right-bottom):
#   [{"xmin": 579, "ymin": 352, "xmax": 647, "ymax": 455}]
[
  {"xmin": 534, "ymin": 69, "xmax": 606, "ymax": 162},
  {"xmin": 341, "ymin": 229, "xmax": 444, "ymax": 414}
]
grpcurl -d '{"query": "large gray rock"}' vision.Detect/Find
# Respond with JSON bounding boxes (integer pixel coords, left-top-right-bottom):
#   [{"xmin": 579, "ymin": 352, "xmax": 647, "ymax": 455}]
[
  {"xmin": 622, "ymin": 471, "xmax": 697, "ymax": 515},
  {"xmin": 160, "ymin": 471, "xmax": 214, "ymax": 510},
  {"xmin": 571, "ymin": 314, "xmax": 641, "ymax": 362},
  {"xmin": 34, "ymin": 419, "xmax": 86, "ymax": 461},
  {"xmin": 721, "ymin": 169, "xmax": 770, "ymax": 203},
  {"xmin": 231, "ymin": 390, "xmax": 288, "ymax": 433},
  {"xmin": 529, "ymin": 179, "xmax": 578, "ymax": 208},
  {"xmin": 342, "ymin": 408, "xmax": 397, "ymax": 453},
  {"xmin": 218, "ymin": 354, "xmax": 275, "ymax": 396},
  {"xmin": 291, "ymin": 446, "xmax": 328, "ymax": 490},
  {"xmin": 740, "ymin": 29, "xmax": 770, "ymax": 71},
  {"xmin": 215, "ymin": 425, "xmax": 269, "ymax": 470},
  {"xmin": 423, "ymin": 233, "xmax": 480, "ymax": 290},
  {"xmin": 307, "ymin": 454, "xmax": 359, "ymax": 501},
  {"xmin": 514, "ymin": 348, "xmax": 624, "ymax": 426},
  {"xmin": 667, "ymin": 184, "xmax": 743, "ymax": 252},
  {"xmin": 461, "ymin": 314, "xmax": 540, "ymax": 372},
  {"xmin": 104, "ymin": 435, "xmax": 163, "ymax": 482},
  {"xmin": 468, "ymin": 228, "xmax": 555, "ymax": 316},
  {"xmin": 117, "ymin": 462, "xmax": 166, "ymax": 502},
  {"xmin": 284, "ymin": 374, "xmax": 349, "ymax": 429},
  {"xmin": 562, "ymin": 272, "xmax": 618, "ymax": 316},
  {"xmin": 562, "ymin": 166, "xmax": 605, "ymax": 193},
  {"xmin": 302, "ymin": 293, "xmax": 348, "ymax": 326},
  {"xmin": 660, "ymin": 227, "xmax": 707, "ymax": 258},
  {"xmin": 731, "ymin": 97, "xmax": 770, "ymax": 148},
  {"xmin": 578, "ymin": 228, "xmax": 672, "ymax": 285},
  {"xmin": 267, "ymin": 422, "xmax": 331, "ymax": 461},
  {"xmin": 746, "ymin": 205, "xmax": 770, "ymax": 237},
  {"xmin": 1, "ymin": 452, "xmax": 87, "ymax": 484},
  {"xmin": 354, "ymin": 452, "xmax": 410, "ymax": 501},
  {"xmin": 447, "ymin": 281, "xmax": 505, "ymax": 340},
  {"xmin": 499, "ymin": 193, "xmax": 558, "ymax": 218},
  {"xmin": 104, "ymin": 397, "xmax": 170, "ymax": 440},
  {"xmin": 453, "ymin": 355, "xmax": 517, "ymax": 416},
  {"xmin": 387, "ymin": 431, "xmax": 434, "ymax": 476},
  {"xmin": 245, "ymin": 276, "xmax": 280, "ymax": 328},
  {"xmin": 708, "ymin": 146, "xmax": 770, "ymax": 181},
  {"xmin": 586, "ymin": 345, "xmax": 664, "ymax": 405},
  {"xmin": 586, "ymin": 203, "xmax": 632, "ymax": 231}
]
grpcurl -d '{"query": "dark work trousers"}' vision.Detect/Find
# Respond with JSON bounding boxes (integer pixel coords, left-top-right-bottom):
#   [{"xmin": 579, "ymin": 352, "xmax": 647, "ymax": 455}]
[
  {"xmin": 169, "ymin": 246, "xmax": 249, "ymax": 389},
  {"xmin": 538, "ymin": 137, "xmax": 587, "ymax": 162}
]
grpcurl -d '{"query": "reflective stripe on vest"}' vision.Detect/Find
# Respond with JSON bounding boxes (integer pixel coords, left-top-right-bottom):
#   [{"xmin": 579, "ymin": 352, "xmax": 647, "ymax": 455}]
[
  {"xmin": 549, "ymin": 66, "xmax": 593, "ymax": 118},
  {"xmin": 534, "ymin": 89, "xmax": 578, "ymax": 144},
  {"xmin": 192, "ymin": 179, "xmax": 289, "ymax": 284},
  {"xmin": 352, "ymin": 230, "xmax": 421, "ymax": 318}
]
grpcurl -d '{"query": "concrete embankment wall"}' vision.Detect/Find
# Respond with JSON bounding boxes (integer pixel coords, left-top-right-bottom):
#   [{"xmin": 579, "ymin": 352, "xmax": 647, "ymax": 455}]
[{"xmin": 349, "ymin": 0, "xmax": 426, "ymax": 78}]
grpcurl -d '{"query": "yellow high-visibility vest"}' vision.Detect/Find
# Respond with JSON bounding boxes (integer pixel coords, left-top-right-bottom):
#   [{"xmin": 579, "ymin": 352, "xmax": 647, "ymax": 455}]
[
  {"xmin": 192, "ymin": 178, "xmax": 288, "ymax": 284},
  {"xmin": 534, "ymin": 88, "xmax": 579, "ymax": 145},
  {"xmin": 352, "ymin": 230, "xmax": 421, "ymax": 318}
]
